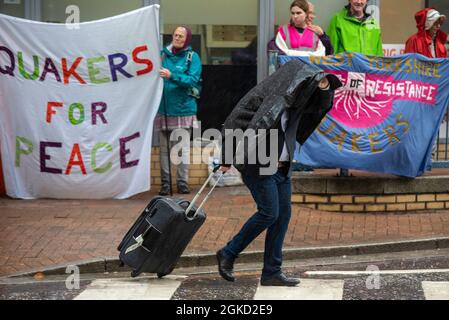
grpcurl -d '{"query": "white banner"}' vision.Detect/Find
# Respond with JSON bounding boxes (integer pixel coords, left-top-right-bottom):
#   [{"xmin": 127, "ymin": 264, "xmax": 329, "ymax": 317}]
[
  {"xmin": 382, "ymin": 44, "xmax": 406, "ymax": 57},
  {"xmin": 0, "ymin": 6, "xmax": 163, "ymax": 199}
]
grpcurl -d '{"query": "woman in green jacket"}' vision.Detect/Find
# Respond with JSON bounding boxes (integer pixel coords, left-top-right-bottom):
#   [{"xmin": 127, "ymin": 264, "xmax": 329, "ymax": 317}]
[
  {"xmin": 155, "ymin": 26, "xmax": 202, "ymax": 196},
  {"xmin": 328, "ymin": 0, "xmax": 383, "ymax": 56}
]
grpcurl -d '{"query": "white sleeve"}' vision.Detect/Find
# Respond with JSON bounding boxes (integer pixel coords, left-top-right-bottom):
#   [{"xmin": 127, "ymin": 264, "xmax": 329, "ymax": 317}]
[
  {"xmin": 276, "ymin": 34, "xmax": 326, "ymax": 57},
  {"xmin": 314, "ymin": 40, "xmax": 326, "ymax": 57},
  {"xmin": 275, "ymin": 32, "xmax": 290, "ymax": 55}
]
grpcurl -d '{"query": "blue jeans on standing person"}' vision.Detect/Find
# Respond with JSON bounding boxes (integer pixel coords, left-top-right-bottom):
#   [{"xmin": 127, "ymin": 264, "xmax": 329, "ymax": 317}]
[{"xmin": 221, "ymin": 168, "xmax": 292, "ymax": 278}]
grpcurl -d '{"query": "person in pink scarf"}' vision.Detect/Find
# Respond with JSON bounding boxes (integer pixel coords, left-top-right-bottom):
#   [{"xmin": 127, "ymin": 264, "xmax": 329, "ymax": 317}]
[{"xmin": 275, "ymin": 0, "xmax": 325, "ymax": 57}]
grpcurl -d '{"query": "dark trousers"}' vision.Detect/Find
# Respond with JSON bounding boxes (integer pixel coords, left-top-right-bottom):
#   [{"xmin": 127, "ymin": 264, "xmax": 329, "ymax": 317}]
[{"xmin": 222, "ymin": 167, "xmax": 292, "ymax": 277}]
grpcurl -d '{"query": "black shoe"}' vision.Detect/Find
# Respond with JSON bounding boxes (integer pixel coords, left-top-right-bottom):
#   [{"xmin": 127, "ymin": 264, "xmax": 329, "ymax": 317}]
[
  {"xmin": 177, "ymin": 184, "xmax": 190, "ymax": 194},
  {"xmin": 216, "ymin": 249, "xmax": 235, "ymax": 282},
  {"xmin": 159, "ymin": 185, "xmax": 170, "ymax": 196},
  {"xmin": 260, "ymin": 273, "xmax": 300, "ymax": 287}
]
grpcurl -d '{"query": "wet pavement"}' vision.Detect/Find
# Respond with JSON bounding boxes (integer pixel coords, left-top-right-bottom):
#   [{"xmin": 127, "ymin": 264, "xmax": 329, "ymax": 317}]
[
  {"xmin": 2, "ymin": 184, "xmax": 449, "ymax": 277},
  {"xmin": 0, "ymin": 280, "xmax": 91, "ymax": 300},
  {"xmin": 1, "ymin": 249, "xmax": 448, "ymax": 300}
]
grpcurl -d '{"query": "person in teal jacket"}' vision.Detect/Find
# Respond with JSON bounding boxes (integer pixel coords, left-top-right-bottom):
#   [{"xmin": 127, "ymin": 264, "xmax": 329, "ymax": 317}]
[
  {"xmin": 155, "ymin": 25, "xmax": 202, "ymax": 196},
  {"xmin": 328, "ymin": 0, "xmax": 383, "ymax": 56}
]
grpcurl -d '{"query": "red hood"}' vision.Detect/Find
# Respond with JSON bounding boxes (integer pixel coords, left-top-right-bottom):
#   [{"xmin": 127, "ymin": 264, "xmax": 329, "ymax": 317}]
[{"xmin": 415, "ymin": 8, "xmax": 433, "ymax": 32}]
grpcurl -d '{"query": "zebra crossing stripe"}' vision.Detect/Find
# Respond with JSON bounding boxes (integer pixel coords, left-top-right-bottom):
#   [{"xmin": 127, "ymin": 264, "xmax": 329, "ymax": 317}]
[
  {"xmin": 74, "ymin": 276, "xmax": 184, "ymax": 300},
  {"xmin": 422, "ymin": 282, "xmax": 449, "ymax": 300},
  {"xmin": 305, "ymin": 269, "xmax": 449, "ymax": 276},
  {"xmin": 254, "ymin": 279, "xmax": 345, "ymax": 300}
]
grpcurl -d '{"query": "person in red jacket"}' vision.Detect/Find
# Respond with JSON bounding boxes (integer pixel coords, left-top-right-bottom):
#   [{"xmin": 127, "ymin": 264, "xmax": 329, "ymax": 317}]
[{"xmin": 405, "ymin": 8, "xmax": 448, "ymax": 58}]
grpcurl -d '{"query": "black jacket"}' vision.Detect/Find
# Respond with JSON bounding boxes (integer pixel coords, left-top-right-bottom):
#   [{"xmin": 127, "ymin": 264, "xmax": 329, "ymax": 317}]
[{"xmin": 220, "ymin": 59, "xmax": 342, "ymax": 176}]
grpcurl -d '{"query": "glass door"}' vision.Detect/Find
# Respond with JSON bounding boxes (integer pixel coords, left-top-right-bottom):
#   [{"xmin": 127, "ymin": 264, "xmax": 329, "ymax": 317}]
[
  {"xmin": 160, "ymin": 0, "xmax": 258, "ymax": 132},
  {"xmin": 0, "ymin": 1, "xmax": 25, "ymax": 18},
  {"xmin": 41, "ymin": 0, "xmax": 141, "ymax": 23}
]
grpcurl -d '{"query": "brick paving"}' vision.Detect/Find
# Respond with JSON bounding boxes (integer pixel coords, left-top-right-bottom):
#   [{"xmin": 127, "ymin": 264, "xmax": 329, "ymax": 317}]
[{"xmin": 1, "ymin": 185, "xmax": 449, "ymax": 277}]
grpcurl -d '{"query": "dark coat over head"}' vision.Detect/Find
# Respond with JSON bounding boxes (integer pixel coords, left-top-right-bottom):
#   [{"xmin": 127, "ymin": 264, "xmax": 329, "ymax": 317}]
[{"xmin": 220, "ymin": 59, "xmax": 342, "ymax": 175}]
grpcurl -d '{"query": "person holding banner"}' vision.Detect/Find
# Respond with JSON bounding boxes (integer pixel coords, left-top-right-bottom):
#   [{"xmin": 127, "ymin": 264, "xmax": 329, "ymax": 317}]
[
  {"xmin": 326, "ymin": 0, "xmax": 382, "ymax": 177},
  {"xmin": 306, "ymin": 1, "xmax": 334, "ymax": 56},
  {"xmin": 155, "ymin": 26, "xmax": 202, "ymax": 196},
  {"xmin": 405, "ymin": 8, "xmax": 448, "ymax": 58},
  {"xmin": 275, "ymin": 0, "xmax": 326, "ymax": 57},
  {"xmin": 290, "ymin": 1, "xmax": 335, "ymax": 173},
  {"xmin": 327, "ymin": 0, "xmax": 383, "ymax": 56},
  {"xmin": 405, "ymin": 9, "xmax": 448, "ymax": 160}
]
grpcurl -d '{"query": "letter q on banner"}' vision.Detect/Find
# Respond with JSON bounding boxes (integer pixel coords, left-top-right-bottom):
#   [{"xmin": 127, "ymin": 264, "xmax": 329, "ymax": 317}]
[{"xmin": 0, "ymin": 6, "xmax": 164, "ymax": 199}]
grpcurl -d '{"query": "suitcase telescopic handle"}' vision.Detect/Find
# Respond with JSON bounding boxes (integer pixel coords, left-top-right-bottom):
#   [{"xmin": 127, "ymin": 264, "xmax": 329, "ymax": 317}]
[{"xmin": 185, "ymin": 167, "xmax": 224, "ymax": 220}]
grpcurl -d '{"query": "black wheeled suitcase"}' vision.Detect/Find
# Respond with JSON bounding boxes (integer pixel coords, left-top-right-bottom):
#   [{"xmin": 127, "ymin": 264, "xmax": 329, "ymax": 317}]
[{"xmin": 118, "ymin": 171, "xmax": 223, "ymax": 278}]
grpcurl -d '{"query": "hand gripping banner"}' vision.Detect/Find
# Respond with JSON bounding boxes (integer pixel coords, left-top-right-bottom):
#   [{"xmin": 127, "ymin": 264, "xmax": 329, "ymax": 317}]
[
  {"xmin": 280, "ymin": 53, "xmax": 449, "ymax": 178},
  {"xmin": 0, "ymin": 6, "xmax": 163, "ymax": 199}
]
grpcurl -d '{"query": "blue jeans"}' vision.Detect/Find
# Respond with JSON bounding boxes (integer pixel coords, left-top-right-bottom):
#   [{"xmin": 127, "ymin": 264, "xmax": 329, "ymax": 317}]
[{"xmin": 222, "ymin": 169, "xmax": 292, "ymax": 278}]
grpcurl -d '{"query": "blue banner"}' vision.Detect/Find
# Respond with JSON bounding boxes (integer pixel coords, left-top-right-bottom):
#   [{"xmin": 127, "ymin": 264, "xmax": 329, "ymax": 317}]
[{"xmin": 280, "ymin": 53, "xmax": 449, "ymax": 178}]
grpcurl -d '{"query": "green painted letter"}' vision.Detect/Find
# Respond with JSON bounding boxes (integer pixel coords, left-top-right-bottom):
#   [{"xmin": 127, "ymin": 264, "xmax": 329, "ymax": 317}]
[
  {"xmin": 18, "ymin": 52, "xmax": 40, "ymax": 80},
  {"xmin": 87, "ymin": 56, "xmax": 110, "ymax": 84},
  {"xmin": 92, "ymin": 143, "xmax": 113, "ymax": 173},
  {"xmin": 15, "ymin": 136, "xmax": 34, "ymax": 167},
  {"xmin": 69, "ymin": 103, "xmax": 85, "ymax": 125}
]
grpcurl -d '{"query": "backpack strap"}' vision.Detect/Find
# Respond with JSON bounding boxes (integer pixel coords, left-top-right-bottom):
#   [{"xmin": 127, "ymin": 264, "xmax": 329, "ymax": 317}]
[
  {"xmin": 162, "ymin": 50, "xmax": 192, "ymax": 71},
  {"xmin": 184, "ymin": 50, "xmax": 201, "ymax": 99},
  {"xmin": 185, "ymin": 51, "xmax": 194, "ymax": 70}
]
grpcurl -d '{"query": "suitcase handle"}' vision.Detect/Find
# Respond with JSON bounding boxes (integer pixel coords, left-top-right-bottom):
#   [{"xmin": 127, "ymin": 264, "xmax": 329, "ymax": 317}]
[{"xmin": 185, "ymin": 168, "xmax": 224, "ymax": 221}]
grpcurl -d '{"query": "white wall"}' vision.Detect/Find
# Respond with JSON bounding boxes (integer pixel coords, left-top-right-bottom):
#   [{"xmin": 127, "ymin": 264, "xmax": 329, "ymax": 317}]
[{"xmin": 381, "ymin": 0, "xmax": 426, "ymax": 43}]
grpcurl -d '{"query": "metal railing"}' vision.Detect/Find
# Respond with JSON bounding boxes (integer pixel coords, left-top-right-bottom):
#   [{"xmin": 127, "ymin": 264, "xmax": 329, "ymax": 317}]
[{"xmin": 433, "ymin": 109, "xmax": 449, "ymax": 168}]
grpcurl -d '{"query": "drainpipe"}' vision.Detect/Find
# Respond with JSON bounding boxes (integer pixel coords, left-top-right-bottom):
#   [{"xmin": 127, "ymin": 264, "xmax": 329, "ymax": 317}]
[
  {"xmin": 257, "ymin": 0, "xmax": 275, "ymax": 83},
  {"xmin": 25, "ymin": 0, "xmax": 41, "ymax": 21}
]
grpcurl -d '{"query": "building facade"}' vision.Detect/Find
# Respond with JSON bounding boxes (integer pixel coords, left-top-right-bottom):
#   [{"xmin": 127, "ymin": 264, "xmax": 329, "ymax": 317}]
[
  {"xmin": 0, "ymin": 0, "xmax": 448, "ymax": 191},
  {"xmin": 1, "ymin": 0, "xmax": 444, "ymax": 82},
  {"xmin": 2, "ymin": 1, "xmax": 442, "ymax": 129}
]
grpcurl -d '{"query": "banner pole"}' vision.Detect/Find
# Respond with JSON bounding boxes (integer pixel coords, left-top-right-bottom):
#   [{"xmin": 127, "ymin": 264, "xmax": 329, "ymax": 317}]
[
  {"xmin": 162, "ymin": 86, "xmax": 173, "ymax": 196},
  {"xmin": 161, "ymin": 53, "xmax": 173, "ymax": 196}
]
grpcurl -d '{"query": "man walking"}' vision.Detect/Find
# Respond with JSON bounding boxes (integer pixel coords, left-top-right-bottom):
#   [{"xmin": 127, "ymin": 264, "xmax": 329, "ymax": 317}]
[{"xmin": 216, "ymin": 60, "xmax": 341, "ymax": 286}]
